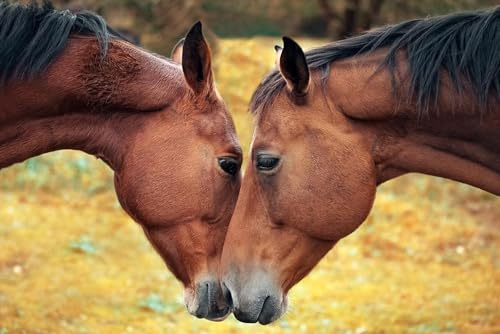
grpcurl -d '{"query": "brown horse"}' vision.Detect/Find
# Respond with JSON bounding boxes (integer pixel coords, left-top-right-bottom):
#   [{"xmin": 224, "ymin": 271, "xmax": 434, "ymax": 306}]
[
  {"xmin": 0, "ymin": 2, "xmax": 241, "ymax": 320},
  {"xmin": 221, "ymin": 8, "xmax": 500, "ymax": 324}
]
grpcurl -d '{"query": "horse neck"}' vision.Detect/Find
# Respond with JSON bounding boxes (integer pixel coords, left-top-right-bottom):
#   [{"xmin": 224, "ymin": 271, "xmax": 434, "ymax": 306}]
[
  {"xmin": 367, "ymin": 111, "xmax": 500, "ymax": 195},
  {"xmin": 327, "ymin": 54, "xmax": 500, "ymax": 195},
  {"xmin": 0, "ymin": 110, "xmax": 135, "ymax": 171},
  {"xmin": 0, "ymin": 38, "xmax": 182, "ymax": 172}
]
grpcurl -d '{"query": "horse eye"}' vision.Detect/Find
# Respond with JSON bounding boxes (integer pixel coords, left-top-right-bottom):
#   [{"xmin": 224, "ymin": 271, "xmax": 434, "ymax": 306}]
[
  {"xmin": 218, "ymin": 157, "xmax": 240, "ymax": 176},
  {"xmin": 256, "ymin": 155, "xmax": 280, "ymax": 171}
]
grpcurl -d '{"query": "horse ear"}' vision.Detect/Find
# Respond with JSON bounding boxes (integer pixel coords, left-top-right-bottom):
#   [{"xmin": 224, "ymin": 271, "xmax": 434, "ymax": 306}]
[
  {"xmin": 170, "ymin": 37, "xmax": 184, "ymax": 64},
  {"xmin": 279, "ymin": 37, "xmax": 310, "ymax": 96},
  {"xmin": 182, "ymin": 21, "xmax": 213, "ymax": 94}
]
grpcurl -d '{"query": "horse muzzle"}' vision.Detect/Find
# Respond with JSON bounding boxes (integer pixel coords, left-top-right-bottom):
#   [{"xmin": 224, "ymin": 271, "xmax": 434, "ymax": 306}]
[
  {"xmin": 222, "ymin": 268, "xmax": 287, "ymax": 324},
  {"xmin": 185, "ymin": 278, "xmax": 231, "ymax": 321}
]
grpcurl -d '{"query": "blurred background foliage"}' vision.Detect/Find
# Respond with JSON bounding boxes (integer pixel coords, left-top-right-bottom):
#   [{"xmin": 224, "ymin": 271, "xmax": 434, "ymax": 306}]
[{"xmin": 1, "ymin": 1, "xmax": 499, "ymax": 333}]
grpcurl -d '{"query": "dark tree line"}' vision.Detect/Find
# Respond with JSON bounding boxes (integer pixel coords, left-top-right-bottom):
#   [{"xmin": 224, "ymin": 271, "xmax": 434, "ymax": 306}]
[
  {"xmin": 319, "ymin": 0, "xmax": 384, "ymax": 38},
  {"xmin": 49, "ymin": 0, "xmax": 498, "ymax": 54}
]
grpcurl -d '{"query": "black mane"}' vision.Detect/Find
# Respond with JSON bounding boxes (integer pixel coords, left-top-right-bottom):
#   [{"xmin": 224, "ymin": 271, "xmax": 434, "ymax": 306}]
[
  {"xmin": 0, "ymin": 1, "xmax": 121, "ymax": 86},
  {"xmin": 251, "ymin": 7, "xmax": 500, "ymax": 116}
]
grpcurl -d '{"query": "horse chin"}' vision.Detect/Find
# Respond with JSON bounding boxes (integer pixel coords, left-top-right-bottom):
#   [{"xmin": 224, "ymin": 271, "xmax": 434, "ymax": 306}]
[{"xmin": 204, "ymin": 307, "xmax": 232, "ymax": 322}]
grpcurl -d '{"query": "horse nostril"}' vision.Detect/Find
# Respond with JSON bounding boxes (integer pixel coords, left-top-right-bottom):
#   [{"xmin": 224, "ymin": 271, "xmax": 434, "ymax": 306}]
[
  {"xmin": 258, "ymin": 295, "xmax": 276, "ymax": 325},
  {"xmin": 222, "ymin": 282, "xmax": 233, "ymax": 308}
]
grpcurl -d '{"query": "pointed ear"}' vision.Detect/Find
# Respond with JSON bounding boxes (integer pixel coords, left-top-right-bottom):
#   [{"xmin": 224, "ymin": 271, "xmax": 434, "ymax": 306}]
[
  {"xmin": 279, "ymin": 37, "xmax": 310, "ymax": 96},
  {"xmin": 170, "ymin": 37, "xmax": 184, "ymax": 64},
  {"xmin": 274, "ymin": 45, "xmax": 283, "ymax": 68},
  {"xmin": 182, "ymin": 21, "xmax": 213, "ymax": 94}
]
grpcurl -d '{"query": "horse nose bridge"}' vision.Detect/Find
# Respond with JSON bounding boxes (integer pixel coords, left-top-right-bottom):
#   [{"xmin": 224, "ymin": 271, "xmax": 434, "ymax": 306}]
[{"xmin": 221, "ymin": 227, "xmax": 263, "ymax": 271}]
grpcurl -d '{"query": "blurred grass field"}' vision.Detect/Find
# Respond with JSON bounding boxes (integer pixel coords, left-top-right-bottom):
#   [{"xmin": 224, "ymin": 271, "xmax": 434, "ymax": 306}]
[{"xmin": 0, "ymin": 38, "xmax": 499, "ymax": 334}]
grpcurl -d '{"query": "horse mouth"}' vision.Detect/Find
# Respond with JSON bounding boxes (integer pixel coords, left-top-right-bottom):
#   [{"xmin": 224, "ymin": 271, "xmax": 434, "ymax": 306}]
[{"xmin": 205, "ymin": 306, "xmax": 232, "ymax": 321}]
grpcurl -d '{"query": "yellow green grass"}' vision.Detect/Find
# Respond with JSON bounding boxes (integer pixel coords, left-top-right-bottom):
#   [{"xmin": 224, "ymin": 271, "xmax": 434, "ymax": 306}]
[{"xmin": 0, "ymin": 38, "xmax": 499, "ymax": 334}]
